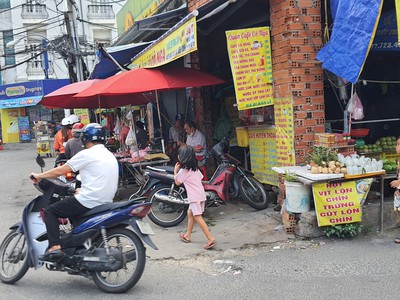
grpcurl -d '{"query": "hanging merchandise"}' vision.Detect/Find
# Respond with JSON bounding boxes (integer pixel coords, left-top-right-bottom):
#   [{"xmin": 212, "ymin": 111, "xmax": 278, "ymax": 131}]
[
  {"xmin": 113, "ymin": 115, "xmax": 121, "ymax": 135},
  {"xmin": 346, "ymin": 92, "xmax": 364, "ymax": 120},
  {"xmin": 125, "ymin": 126, "xmax": 136, "ymax": 146}
]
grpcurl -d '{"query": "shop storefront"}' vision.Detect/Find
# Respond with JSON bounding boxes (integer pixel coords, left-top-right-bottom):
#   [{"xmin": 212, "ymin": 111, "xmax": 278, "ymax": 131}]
[
  {"xmin": 112, "ymin": 0, "xmax": 396, "ymax": 234},
  {"xmin": 0, "ymin": 79, "xmax": 70, "ymax": 143}
]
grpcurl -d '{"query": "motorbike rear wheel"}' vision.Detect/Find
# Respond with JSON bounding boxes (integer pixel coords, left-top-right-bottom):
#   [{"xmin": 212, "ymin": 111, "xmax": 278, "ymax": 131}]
[
  {"xmin": 147, "ymin": 185, "xmax": 188, "ymax": 227},
  {"xmin": 239, "ymin": 176, "xmax": 269, "ymax": 210},
  {"xmin": 0, "ymin": 230, "xmax": 29, "ymax": 284},
  {"xmin": 92, "ymin": 228, "xmax": 146, "ymax": 293}
]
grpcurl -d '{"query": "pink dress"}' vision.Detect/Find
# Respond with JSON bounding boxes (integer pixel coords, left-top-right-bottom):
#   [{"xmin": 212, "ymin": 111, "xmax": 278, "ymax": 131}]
[
  {"xmin": 175, "ymin": 169, "xmax": 206, "ymax": 202},
  {"xmin": 175, "ymin": 168, "xmax": 206, "ymax": 215}
]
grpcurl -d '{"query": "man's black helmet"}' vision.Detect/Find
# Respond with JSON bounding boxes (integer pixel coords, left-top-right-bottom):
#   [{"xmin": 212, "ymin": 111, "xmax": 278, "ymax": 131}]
[{"xmin": 81, "ymin": 123, "xmax": 105, "ymax": 143}]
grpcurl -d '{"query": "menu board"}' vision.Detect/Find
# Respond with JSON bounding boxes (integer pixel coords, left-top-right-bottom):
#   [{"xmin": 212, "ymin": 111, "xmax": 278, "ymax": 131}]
[
  {"xmin": 226, "ymin": 26, "xmax": 273, "ymax": 110},
  {"xmin": 274, "ymin": 97, "xmax": 295, "ymax": 166},
  {"xmin": 248, "ymin": 126, "xmax": 278, "ymax": 185}
]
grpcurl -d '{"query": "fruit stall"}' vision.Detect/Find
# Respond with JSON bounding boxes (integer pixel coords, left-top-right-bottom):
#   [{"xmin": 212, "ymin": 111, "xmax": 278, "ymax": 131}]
[{"xmin": 273, "ymin": 138, "xmax": 390, "ymax": 234}]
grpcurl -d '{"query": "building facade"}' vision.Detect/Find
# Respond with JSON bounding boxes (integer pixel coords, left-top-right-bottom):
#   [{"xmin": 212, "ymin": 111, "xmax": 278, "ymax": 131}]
[{"xmin": 0, "ymin": 0, "xmax": 122, "ymax": 84}]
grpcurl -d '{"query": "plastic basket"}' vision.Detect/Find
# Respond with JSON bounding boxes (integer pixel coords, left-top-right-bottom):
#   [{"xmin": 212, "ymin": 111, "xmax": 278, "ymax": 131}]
[
  {"xmin": 236, "ymin": 127, "xmax": 249, "ymax": 147},
  {"xmin": 381, "ymin": 152, "xmax": 400, "ymax": 162}
]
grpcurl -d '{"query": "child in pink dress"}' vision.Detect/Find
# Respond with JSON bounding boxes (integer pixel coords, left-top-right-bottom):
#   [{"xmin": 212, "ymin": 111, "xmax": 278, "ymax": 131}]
[{"xmin": 174, "ymin": 146, "xmax": 216, "ymax": 250}]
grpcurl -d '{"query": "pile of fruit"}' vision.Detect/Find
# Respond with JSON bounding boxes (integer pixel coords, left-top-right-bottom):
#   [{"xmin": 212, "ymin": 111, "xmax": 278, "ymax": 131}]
[
  {"xmin": 375, "ymin": 136, "xmax": 397, "ymax": 152},
  {"xmin": 308, "ymin": 146, "xmax": 347, "ymax": 174},
  {"xmin": 356, "ymin": 144, "xmax": 382, "ymax": 154},
  {"xmin": 382, "ymin": 159, "xmax": 398, "ymax": 172}
]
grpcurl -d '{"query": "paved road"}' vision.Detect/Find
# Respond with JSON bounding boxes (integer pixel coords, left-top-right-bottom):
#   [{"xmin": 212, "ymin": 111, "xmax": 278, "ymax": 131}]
[{"xmin": 1, "ymin": 142, "xmax": 400, "ymax": 299}]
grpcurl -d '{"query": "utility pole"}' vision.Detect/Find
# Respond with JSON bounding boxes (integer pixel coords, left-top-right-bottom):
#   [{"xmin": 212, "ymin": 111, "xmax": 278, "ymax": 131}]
[
  {"xmin": 66, "ymin": 0, "xmax": 84, "ymax": 82},
  {"xmin": 64, "ymin": 0, "xmax": 84, "ymax": 117}
]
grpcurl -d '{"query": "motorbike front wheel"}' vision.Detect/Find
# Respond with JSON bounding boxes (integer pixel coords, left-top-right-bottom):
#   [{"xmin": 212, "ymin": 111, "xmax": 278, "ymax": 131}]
[
  {"xmin": 239, "ymin": 176, "xmax": 269, "ymax": 210},
  {"xmin": 92, "ymin": 228, "xmax": 146, "ymax": 294},
  {"xmin": 0, "ymin": 230, "xmax": 29, "ymax": 284},
  {"xmin": 147, "ymin": 185, "xmax": 188, "ymax": 227}
]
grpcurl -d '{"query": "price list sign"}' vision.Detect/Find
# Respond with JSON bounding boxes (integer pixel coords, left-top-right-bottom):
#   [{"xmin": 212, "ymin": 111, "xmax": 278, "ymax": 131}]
[
  {"xmin": 274, "ymin": 97, "xmax": 295, "ymax": 166},
  {"xmin": 226, "ymin": 27, "xmax": 273, "ymax": 110},
  {"xmin": 248, "ymin": 127, "xmax": 278, "ymax": 185}
]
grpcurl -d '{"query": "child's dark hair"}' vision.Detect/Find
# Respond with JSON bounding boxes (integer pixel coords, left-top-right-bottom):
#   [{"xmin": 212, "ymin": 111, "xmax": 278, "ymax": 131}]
[{"xmin": 178, "ymin": 146, "xmax": 198, "ymax": 171}]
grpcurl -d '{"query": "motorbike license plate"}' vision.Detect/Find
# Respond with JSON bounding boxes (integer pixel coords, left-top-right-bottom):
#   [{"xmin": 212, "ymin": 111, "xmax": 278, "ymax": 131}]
[{"xmin": 136, "ymin": 220, "xmax": 154, "ymax": 235}]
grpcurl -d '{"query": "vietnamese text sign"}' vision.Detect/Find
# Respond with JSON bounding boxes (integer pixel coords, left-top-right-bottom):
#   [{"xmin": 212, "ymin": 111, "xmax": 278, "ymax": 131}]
[
  {"xmin": 73, "ymin": 109, "xmax": 90, "ymax": 125},
  {"xmin": 132, "ymin": 16, "xmax": 197, "ymax": 68},
  {"xmin": 248, "ymin": 127, "xmax": 278, "ymax": 185},
  {"xmin": 313, "ymin": 181, "xmax": 362, "ymax": 227},
  {"xmin": 226, "ymin": 27, "xmax": 273, "ymax": 110},
  {"xmin": 274, "ymin": 97, "xmax": 295, "ymax": 166}
]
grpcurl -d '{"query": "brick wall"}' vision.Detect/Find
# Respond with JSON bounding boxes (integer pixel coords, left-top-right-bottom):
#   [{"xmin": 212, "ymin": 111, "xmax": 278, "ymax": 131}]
[{"xmin": 270, "ymin": 0, "xmax": 325, "ymax": 166}]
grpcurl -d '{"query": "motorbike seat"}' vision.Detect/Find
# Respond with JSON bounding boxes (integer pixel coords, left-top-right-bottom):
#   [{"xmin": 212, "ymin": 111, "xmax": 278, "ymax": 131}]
[
  {"xmin": 147, "ymin": 165, "xmax": 174, "ymax": 173},
  {"xmin": 79, "ymin": 197, "xmax": 147, "ymax": 218}
]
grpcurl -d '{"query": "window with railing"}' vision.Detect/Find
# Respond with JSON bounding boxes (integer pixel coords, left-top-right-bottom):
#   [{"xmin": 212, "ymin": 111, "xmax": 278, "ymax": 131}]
[
  {"xmin": 26, "ymin": 44, "xmax": 53, "ymax": 77},
  {"xmin": 21, "ymin": 3, "xmax": 48, "ymax": 19},
  {"xmin": 87, "ymin": 5, "xmax": 114, "ymax": 20}
]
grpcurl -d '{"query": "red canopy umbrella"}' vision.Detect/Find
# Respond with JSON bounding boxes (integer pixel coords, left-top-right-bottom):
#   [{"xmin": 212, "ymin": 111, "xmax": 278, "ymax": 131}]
[
  {"xmin": 74, "ymin": 66, "xmax": 226, "ymax": 152},
  {"xmin": 74, "ymin": 67, "xmax": 226, "ymax": 98},
  {"xmin": 40, "ymin": 79, "xmax": 102, "ymax": 108},
  {"xmin": 40, "ymin": 79, "xmax": 151, "ymax": 109}
]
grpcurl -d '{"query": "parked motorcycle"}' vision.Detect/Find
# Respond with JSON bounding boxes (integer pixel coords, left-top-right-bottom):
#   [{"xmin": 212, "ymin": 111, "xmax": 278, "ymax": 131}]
[
  {"xmin": 0, "ymin": 176, "xmax": 157, "ymax": 293},
  {"xmin": 144, "ymin": 137, "xmax": 269, "ymax": 227}
]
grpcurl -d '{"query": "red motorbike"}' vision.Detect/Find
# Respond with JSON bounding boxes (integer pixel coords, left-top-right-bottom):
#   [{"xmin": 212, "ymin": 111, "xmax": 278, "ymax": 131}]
[{"xmin": 144, "ymin": 137, "xmax": 269, "ymax": 227}]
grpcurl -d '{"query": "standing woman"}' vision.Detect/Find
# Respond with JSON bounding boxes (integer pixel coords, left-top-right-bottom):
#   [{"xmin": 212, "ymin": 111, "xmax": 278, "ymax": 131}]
[{"xmin": 54, "ymin": 117, "xmax": 73, "ymax": 164}]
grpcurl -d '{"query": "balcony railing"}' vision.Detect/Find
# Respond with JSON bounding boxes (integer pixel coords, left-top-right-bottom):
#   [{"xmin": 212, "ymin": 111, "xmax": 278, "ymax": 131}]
[
  {"xmin": 27, "ymin": 60, "xmax": 53, "ymax": 77},
  {"xmin": 21, "ymin": 4, "xmax": 48, "ymax": 19},
  {"xmin": 87, "ymin": 5, "xmax": 114, "ymax": 20}
]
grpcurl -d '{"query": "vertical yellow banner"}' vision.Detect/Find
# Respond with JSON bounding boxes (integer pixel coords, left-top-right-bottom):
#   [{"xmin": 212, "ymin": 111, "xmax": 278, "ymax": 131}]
[
  {"xmin": 274, "ymin": 97, "xmax": 295, "ymax": 166},
  {"xmin": 248, "ymin": 127, "xmax": 278, "ymax": 185},
  {"xmin": 226, "ymin": 27, "xmax": 273, "ymax": 110},
  {"xmin": 396, "ymin": 0, "xmax": 400, "ymax": 43}
]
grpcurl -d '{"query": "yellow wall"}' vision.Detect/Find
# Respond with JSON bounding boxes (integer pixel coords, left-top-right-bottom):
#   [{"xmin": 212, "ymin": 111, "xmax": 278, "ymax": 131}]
[{"xmin": 1, "ymin": 108, "xmax": 26, "ymax": 143}]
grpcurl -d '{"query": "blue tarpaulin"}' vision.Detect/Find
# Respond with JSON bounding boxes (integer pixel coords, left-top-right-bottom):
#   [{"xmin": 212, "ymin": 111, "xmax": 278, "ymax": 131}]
[
  {"xmin": 89, "ymin": 42, "xmax": 151, "ymax": 79},
  {"xmin": 316, "ymin": 0, "xmax": 383, "ymax": 83}
]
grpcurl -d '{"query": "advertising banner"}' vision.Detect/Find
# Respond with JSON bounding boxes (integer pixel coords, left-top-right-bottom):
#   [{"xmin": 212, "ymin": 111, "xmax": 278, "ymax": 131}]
[
  {"xmin": 248, "ymin": 126, "xmax": 278, "ymax": 186},
  {"xmin": 73, "ymin": 109, "xmax": 90, "ymax": 125},
  {"xmin": 18, "ymin": 116, "xmax": 31, "ymax": 141},
  {"xmin": 274, "ymin": 97, "xmax": 295, "ymax": 166},
  {"xmin": 132, "ymin": 16, "xmax": 197, "ymax": 68},
  {"xmin": 0, "ymin": 108, "xmax": 24, "ymax": 143},
  {"xmin": 226, "ymin": 26, "xmax": 273, "ymax": 110},
  {"xmin": 312, "ymin": 179, "xmax": 372, "ymax": 226}
]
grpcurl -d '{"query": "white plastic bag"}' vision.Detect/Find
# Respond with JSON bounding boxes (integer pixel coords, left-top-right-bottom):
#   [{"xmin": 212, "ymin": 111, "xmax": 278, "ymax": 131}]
[
  {"xmin": 113, "ymin": 116, "xmax": 121, "ymax": 134},
  {"xmin": 346, "ymin": 92, "xmax": 364, "ymax": 120},
  {"xmin": 125, "ymin": 126, "xmax": 136, "ymax": 146}
]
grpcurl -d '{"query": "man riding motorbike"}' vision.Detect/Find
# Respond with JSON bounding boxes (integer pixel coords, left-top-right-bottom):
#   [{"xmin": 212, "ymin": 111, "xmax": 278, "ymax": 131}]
[{"xmin": 30, "ymin": 123, "xmax": 119, "ymax": 262}]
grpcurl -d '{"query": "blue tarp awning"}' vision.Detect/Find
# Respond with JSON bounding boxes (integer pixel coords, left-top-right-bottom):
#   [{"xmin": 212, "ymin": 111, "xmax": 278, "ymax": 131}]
[
  {"xmin": 89, "ymin": 42, "xmax": 152, "ymax": 79},
  {"xmin": 0, "ymin": 79, "xmax": 70, "ymax": 109},
  {"xmin": 316, "ymin": 0, "xmax": 384, "ymax": 83}
]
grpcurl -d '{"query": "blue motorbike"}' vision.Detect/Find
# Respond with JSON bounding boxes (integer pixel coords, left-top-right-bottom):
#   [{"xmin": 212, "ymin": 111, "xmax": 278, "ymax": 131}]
[{"xmin": 0, "ymin": 177, "xmax": 157, "ymax": 293}]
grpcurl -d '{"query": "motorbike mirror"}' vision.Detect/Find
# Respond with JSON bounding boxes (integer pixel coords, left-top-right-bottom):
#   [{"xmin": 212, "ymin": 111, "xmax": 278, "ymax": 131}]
[{"xmin": 36, "ymin": 154, "xmax": 45, "ymax": 169}]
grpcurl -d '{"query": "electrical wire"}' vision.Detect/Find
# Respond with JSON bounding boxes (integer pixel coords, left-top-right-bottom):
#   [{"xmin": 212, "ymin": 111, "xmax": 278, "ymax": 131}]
[{"xmin": 0, "ymin": 51, "xmax": 44, "ymax": 71}]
